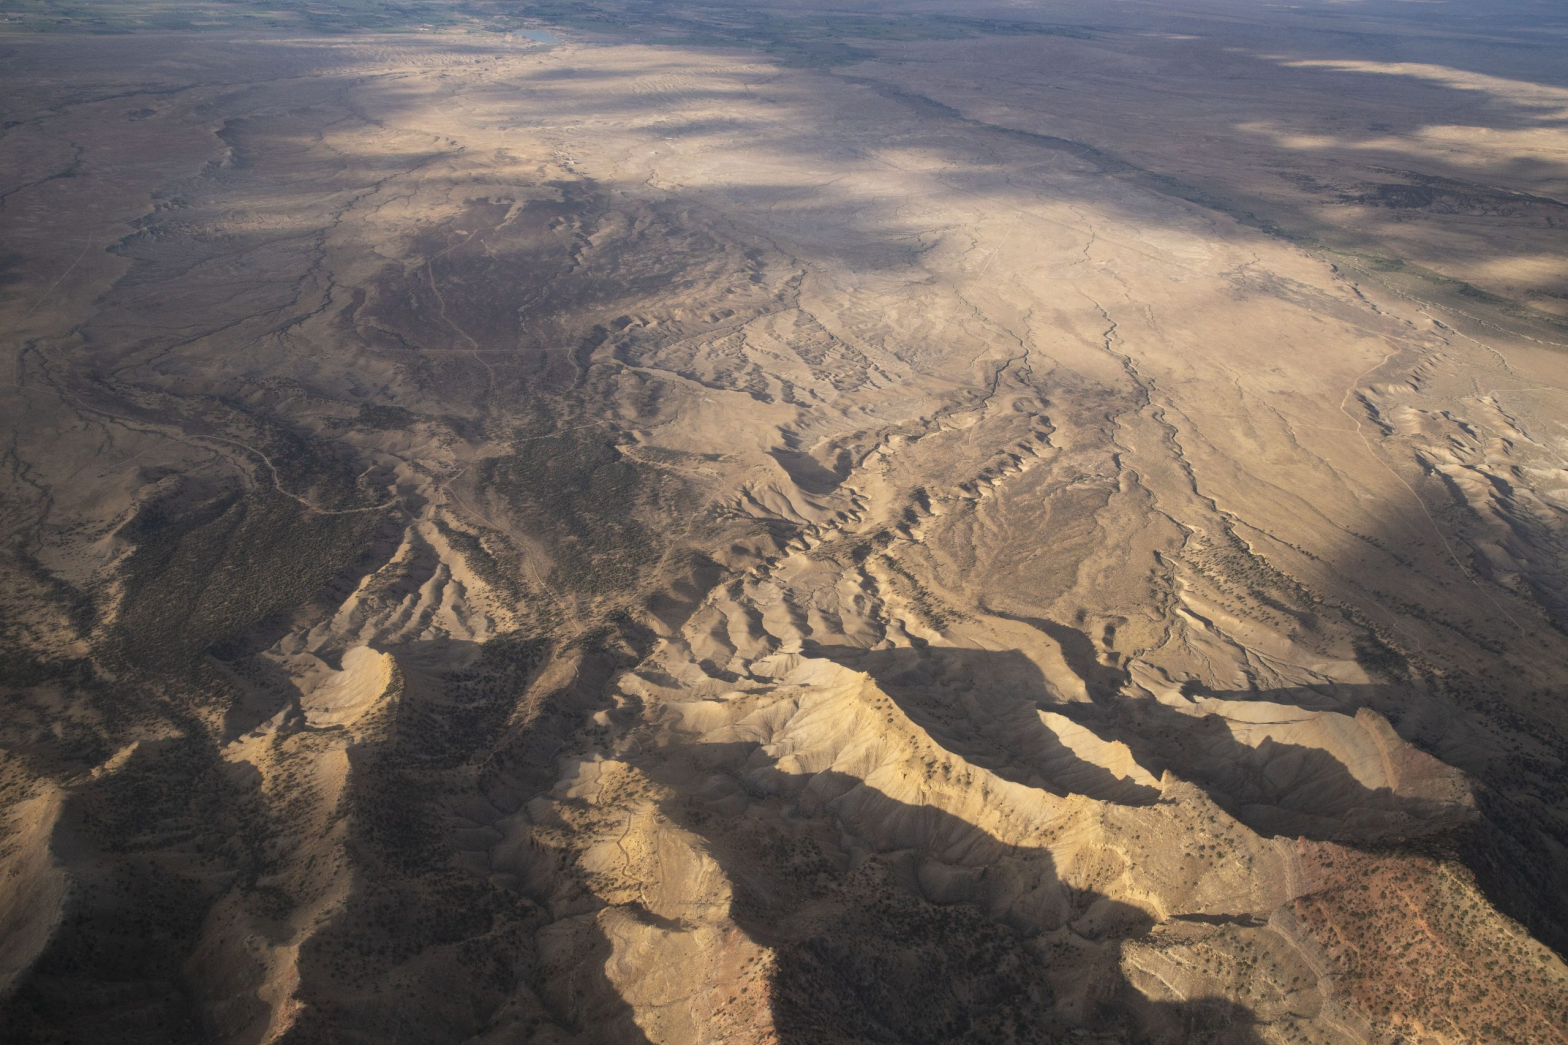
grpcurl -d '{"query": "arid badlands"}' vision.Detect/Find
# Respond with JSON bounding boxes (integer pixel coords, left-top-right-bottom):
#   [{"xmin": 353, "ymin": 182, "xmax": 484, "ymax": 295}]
[{"xmin": 2, "ymin": 0, "xmax": 1567, "ymax": 1042}]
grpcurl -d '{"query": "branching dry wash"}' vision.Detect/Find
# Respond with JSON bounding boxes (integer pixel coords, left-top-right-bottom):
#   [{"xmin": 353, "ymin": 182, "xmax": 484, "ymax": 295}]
[{"xmin": 2, "ymin": 1, "xmax": 1567, "ymax": 1043}]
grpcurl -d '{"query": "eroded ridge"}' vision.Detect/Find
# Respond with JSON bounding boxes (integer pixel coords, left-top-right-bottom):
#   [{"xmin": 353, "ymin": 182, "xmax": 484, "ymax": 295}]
[{"xmin": 2, "ymin": 5, "xmax": 1567, "ymax": 1044}]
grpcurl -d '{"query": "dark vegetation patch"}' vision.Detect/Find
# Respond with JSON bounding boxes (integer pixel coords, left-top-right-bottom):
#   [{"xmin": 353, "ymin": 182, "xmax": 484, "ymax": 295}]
[
  {"xmin": 349, "ymin": 718, "xmax": 448, "ymax": 876},
  {"xmin": 327, "ymin": 402, "xmax": 418, "ymax": 431},
  {"xmin": 768, "ymin": 860, "xmax": 1057, "ymax": 1043},
  {"xmin": 283, "ymin": 663, "xmax": 533, "ymax": 1019},
  {"xmin": 246, "ymin": 415, "xmax": 385, "ymax": 513},
  {"xmin": 476, "ymin": 423, "xmax": 679, "ymax": 598},
  {"xmin": 114, "ymin": 484, "xmax": 381, "ymax": 670},
  {"xmin": 1324, "ymin": 249, "xmax": 1568, "ymax": 336},
  {"xmin": 1353, "ymin": 632, "xmax": 1409, "ymax": 680},
  {"xmin": 432, "ymin": 517, "xmax": 526, "ymax": 606},
  {"xmin": 0, "ymin": 728, "xmax": 238, "ymax": 1044},
  {"xmin": 1344, "ymin": 174, "xmax": 1565, "ymax": 215},
  {"xmin": 880, "ymin": 552, "xmax": 966, "ymax": 630},
  {"xmin": 74, "ymin": 730, "xmax": 228, "ymax": 853},
  {"xmin": 0, "ymin": 857, "xmax": 212, "ymax": 1043},
  {"xmin": 409, "ymin": 632, "xmax": 549, "ymax": 768}
]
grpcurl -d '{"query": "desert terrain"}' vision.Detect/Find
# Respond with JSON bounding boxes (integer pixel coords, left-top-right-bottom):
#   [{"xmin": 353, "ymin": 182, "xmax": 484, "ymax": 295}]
[{"xmin": 2, "ymin": 1, "xmax": 1567, "ymax": 1042}]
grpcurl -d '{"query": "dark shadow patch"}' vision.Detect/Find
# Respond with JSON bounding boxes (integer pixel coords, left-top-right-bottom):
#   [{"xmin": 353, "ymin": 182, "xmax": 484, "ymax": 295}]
[
  {"xmin": 645, "ymin": 741, "xmax": 1266, "ymax": 1044},
  {"xmin": 768, "ymin": 447, "xmax": 850, "ymax": 496}
]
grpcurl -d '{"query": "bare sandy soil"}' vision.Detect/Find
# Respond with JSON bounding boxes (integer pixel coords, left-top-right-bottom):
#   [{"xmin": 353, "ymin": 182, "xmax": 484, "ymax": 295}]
[{"xmin": 2, "ymin": 2, "xmax": 1566, "ymax": 1043}]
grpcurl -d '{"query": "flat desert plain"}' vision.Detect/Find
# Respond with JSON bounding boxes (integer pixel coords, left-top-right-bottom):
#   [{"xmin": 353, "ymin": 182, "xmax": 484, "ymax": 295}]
[{"xmin": 2, "ymin": 1, "xmax": 1567, "ymax": 1043}]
